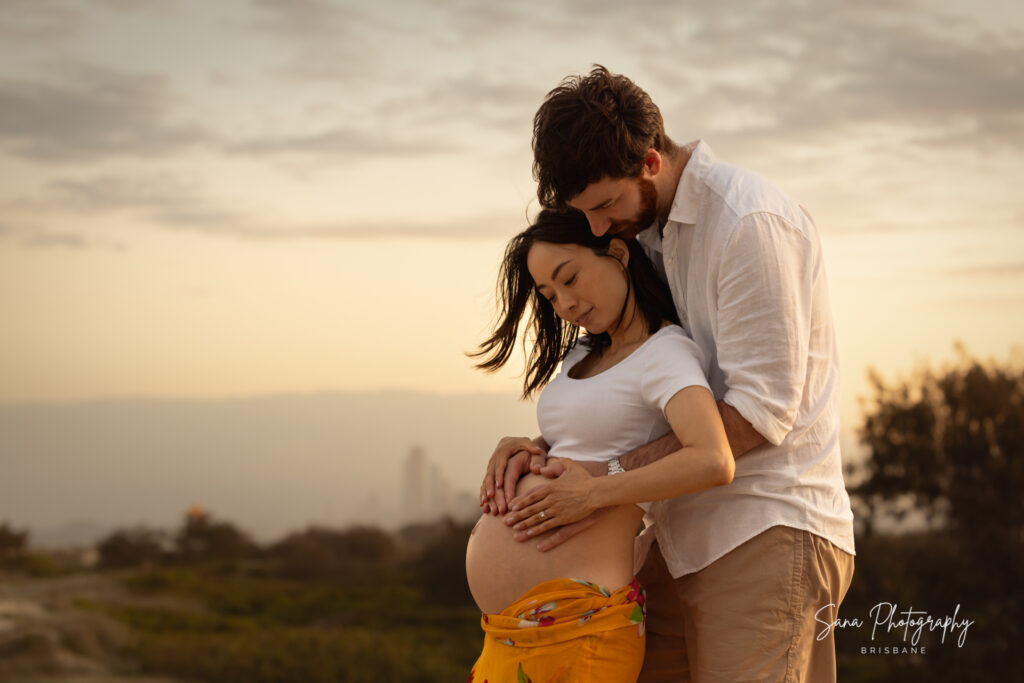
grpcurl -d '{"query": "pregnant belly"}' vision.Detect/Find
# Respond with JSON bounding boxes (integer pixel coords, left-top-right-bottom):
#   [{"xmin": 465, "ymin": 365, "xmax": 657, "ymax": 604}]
[{"xmin": 465, "ymin": 473, "xmax": 643, "ymax": 614}]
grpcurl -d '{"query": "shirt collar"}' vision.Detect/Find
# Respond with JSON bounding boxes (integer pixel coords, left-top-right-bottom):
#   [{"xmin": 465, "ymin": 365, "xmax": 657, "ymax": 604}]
[
  {"xmin": 636, "ymin": 219, "xmax": 662, "ymax": 252},
  {"xmin": 666, "ymin": 139, "xmax": 712, "ymax": 226}
]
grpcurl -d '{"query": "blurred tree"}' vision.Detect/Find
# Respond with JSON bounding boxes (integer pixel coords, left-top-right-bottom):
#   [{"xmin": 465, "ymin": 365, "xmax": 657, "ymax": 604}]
[
  {"xmin": 846, "ymin": 346, "xmax": 1022, "ymax": 679},
  {"xmin": 176, "ymin": 507, "xmax": 255, "ymax": 564},
  {"xmin": 854, "ymin": 345, "xmax": 1022, "ymax": 546},
  {"xmin": 268, "ymin": 525, "xmax": 395, "ymax": 580},
  {"xmin": 0, "ymin": 521, "xmax": 28, "ymax": 567},
  {"xmin": 410, "ymin": 518, "xmax": 475, "ymax": 606},
  {"xmin": 97, "ymin": 527, "xmax": 167, "ymax": 569}
]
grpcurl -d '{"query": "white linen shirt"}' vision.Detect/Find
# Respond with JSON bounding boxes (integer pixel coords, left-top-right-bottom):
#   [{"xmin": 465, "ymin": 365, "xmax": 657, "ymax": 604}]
[{"xmin": 636, "ymin": 140, "xmax": 856, "ymax": 577}]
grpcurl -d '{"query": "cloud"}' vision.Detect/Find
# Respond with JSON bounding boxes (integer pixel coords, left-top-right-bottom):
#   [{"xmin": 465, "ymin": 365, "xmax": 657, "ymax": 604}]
[
  {"xmin": 949, "ymin": 262, "xmax": 1024, "ymax": 278},
  {"xmin": 0, "ymin": 220, "xmax": 126, "ymax": 251},
  {"xmin": 92, "ymin": 0, "xmax": 166, "ymax": 11},
  {"xmin": 1, "ymin": 173, "xmax": 214, "ymax": 249},
  {"xmin": 226, "ymin": 125, "xmax": 458, "ymax": 157},
  {"xmin": 0, "ymin": 0, "xmax": 169, "ymax": 42},
  {"xmin": 3, "ymin": 0, "xmax": 1020, "ymax": 248},
  {"xmin": 370, "ymin": 75, "xmax": 545, "ymax": 137},
  {"xmin": 0, "ymin": 62, "xmax": 209, "ymax": 162},
  {"xmin": 22, "ymin": 230, "xmax": 127, "ymax": 251},
  {"xmin": 229, "ymin": 0, "xmax": 976, "ymax": 155},
  {"xmin": 0, "ymin": 58, "xmax": 460, "ymax": 164},
  {"xmin": 407, "ymin": 0, "xmax": 1020, "ymax": 158},
  {"xmin": 7, "ymin": 171, "xmax": 521, "ymax": 244},
  {"xmin": 0, "ymin": 0, "xmax": 82, "ymax": 41},
  {"xmin": 248, "ymin": 0, "xmax": 1023, "ymax": 158},
  {"xmin": 243, "ymin": 0, "xmax": 378, "ymax": 82},
  {"xmin": 38, "ymin": 174, "xmax": 206, "ymax": 213},
  {"xmin": 283, "ymin": 212, "xmax": 524, "ymax": 241},
  {"xmin": 247, "ymin": 0, "xmax": 364, "ymax": 39},
  {"xmin": 636, "ymin": 1, "xmax": 1024, "ymax": 152},
  {"xmin": 149, "ymin": 207, "xmax": 523, "ymax": 242}
]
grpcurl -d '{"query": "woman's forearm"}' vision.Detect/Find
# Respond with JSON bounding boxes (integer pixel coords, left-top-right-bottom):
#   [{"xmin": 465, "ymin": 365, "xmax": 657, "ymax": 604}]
[
  {"xmin": 596, "ymin": 388, "xmax": 734, "ymax": 505},
  {"xmin": 589, "ymin": 444, "xmax": 734, "ymax": 508}
]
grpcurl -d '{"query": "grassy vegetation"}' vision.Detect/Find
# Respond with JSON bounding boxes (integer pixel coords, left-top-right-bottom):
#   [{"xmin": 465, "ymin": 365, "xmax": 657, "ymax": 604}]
[{"xmin": 68, "ymin": 522, "xmax": 484, "ymax": 683}]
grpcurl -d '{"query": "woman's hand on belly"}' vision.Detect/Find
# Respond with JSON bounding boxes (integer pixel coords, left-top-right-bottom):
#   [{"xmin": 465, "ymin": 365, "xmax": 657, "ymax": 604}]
[{"xmin": 504, "ymin": 458, "xmax": 600, "ymax": 538}]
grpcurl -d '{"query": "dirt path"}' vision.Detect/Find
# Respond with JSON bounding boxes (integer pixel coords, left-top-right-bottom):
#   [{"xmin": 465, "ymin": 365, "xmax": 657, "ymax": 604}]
[{"xmin": 0, "ymin": 573, "xmax": 189, "ymax": 683}]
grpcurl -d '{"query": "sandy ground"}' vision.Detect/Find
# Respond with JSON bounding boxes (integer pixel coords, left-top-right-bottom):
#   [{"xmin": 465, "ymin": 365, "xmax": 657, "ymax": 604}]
[{"xmin": 0, "ymin": 572, "xmax": 190, "ymax": 683}]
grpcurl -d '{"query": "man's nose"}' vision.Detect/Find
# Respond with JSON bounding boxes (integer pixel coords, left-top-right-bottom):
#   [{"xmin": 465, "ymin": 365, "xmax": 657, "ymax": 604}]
[{"xmin": 587, "ymin": 213, "xmax": 610, "ymax": 237}]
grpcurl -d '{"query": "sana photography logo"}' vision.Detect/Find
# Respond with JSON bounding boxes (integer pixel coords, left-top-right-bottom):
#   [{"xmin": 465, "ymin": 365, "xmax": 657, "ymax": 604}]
[{"xmin": 815, "ymin": 602, "xmax": 974, "ymax": 655}]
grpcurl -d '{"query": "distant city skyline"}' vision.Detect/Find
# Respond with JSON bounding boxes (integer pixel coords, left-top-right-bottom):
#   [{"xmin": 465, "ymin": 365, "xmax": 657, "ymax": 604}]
[
  {"xmin": 402, "ymin": 445, "xmax": 478, "ymax": 525},
  {"xmin": 0, "ymin": 391, "xmax": 538, "ymax": 546}
]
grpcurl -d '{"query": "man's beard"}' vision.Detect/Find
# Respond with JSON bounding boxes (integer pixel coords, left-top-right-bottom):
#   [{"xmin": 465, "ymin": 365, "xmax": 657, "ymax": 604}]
[{"xmin": 608, "ymin": 176, "xmax": 658, "ymax": 240}]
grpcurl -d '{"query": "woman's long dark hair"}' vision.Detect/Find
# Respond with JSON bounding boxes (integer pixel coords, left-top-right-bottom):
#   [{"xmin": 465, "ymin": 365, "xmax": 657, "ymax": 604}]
[{"xmin": 472, "ymin": 208, "xmax": 679, "ymax": 398}]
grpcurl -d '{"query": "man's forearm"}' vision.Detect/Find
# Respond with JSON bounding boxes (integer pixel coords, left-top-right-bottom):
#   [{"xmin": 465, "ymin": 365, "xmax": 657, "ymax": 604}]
[
  {"xmin": 618, "ymin": 432, "xmax": 681, "ymax": 471},
  {"xmin": 718, "ymin": 400, "xmax": 768, "ymax": 457},
  {"xmin": 618, "ymin": 400, "xmax": 767, "ymax": 472}
]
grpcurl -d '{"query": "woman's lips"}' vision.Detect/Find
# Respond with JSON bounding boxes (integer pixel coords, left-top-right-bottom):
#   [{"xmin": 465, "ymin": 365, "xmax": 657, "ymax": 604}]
[{"xmin": 576, "ymin": 309, "xmax": 593, "ymax": 327}]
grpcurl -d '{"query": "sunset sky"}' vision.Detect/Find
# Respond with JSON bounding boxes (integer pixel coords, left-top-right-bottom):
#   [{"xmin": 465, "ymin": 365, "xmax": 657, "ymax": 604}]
[{"xmin": 2, "ymin": 0, "xmax": 1022, "ymax": 432}]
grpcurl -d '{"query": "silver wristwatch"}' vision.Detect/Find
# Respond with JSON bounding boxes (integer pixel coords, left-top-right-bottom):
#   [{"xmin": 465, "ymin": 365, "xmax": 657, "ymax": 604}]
[{"xmin": 607, "ymin": 456, "xmax": 625, "ymax": 475}]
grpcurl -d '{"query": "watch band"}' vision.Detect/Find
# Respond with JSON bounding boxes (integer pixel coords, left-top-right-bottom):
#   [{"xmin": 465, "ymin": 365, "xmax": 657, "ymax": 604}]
[{"xmin": 607, "ymin": 456, "xmax": 625, "ymax": 475}]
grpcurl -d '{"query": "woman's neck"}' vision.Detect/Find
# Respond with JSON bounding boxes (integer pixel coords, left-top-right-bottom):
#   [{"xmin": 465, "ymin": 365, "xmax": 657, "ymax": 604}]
[{"xmin": 605, "ymin": 305, "xmax": 652, "ymax": 354}]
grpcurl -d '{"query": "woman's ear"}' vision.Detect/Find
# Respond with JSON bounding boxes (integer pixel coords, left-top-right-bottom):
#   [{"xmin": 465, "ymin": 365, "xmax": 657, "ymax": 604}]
[{"xmin": 608, "ymin": 238, "xmax": 630, "ymax": 267}]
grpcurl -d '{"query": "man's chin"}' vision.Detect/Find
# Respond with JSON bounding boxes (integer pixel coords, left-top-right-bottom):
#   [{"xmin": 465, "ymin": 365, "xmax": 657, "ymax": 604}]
[{"xmin": 609, "ymin": 222, "xmax": 651, "ymax": 240}]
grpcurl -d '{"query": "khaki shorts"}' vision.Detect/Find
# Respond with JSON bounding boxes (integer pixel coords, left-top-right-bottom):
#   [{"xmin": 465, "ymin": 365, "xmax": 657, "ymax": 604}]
[{"xmin": 637, "ymin": 525, "xmax": 854, "ymax": 683}]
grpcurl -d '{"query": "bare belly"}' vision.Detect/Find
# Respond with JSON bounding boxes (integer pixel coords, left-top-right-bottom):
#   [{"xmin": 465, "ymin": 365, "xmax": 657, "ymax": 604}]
[{"xmin": 465, "ymin": 473, "xmax": 644, "ymax": 614}]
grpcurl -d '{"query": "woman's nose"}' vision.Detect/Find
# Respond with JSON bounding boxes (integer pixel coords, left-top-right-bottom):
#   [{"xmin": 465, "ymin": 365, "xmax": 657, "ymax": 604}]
[{"xmin": 559, "ymin": 292, "xmax": 579, "ymax": 312}]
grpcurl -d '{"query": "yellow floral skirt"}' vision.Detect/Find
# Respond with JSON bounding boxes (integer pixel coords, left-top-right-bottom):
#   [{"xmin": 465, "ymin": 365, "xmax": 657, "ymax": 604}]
[{"xmin": 468, "ymin": 577, "xmax": 646, "ymax": 683}]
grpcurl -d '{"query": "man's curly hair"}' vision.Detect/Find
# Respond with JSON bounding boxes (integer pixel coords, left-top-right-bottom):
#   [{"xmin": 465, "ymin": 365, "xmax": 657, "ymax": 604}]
[{"xmin": 532, "ymin": 65, "xmax": 675, "ymax": 209}]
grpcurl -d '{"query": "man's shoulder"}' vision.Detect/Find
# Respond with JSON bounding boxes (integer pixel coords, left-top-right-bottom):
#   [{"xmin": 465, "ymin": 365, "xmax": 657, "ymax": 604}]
[
  {"xmin": 704, "ymin": 159, "xmax": 803, "ymax": 226},
  {"xmin": 671, "ymin": 141, "xmax": 816, "ymax": 242}
]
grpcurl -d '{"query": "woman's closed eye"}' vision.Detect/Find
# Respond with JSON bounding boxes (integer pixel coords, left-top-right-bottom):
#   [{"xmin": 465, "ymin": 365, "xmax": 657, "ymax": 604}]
[{"xmin": 539, "ymin": 274, "xmax": 575, "ymax": 302}]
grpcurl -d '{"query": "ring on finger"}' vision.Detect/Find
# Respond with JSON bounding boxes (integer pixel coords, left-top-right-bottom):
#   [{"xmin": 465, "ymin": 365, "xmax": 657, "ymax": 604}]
[{"xmin": 539, "ymin": 510, "xmax": 547, "ymax": 520}]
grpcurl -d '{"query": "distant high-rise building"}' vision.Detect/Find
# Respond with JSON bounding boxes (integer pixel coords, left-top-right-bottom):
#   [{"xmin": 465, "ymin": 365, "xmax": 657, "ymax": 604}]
[
  {"xmin": 400, "ymin": 445, "xmax": 476, "ymax": 524},
  {"xmin": 428, "ymin": 462, "xmax": 452, "ymax": 517},
  {"xmin": 402, "ymin": 445, "xmax": 428, "ymax": 523}
]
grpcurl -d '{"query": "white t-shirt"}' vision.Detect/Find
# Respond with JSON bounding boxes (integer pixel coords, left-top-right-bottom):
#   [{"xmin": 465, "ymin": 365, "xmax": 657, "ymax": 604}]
[
  {"xmin": 637, "ymin": 139, "xmax": 856, "ymax": 577},
  {"xmin": 536, "ymin": 325, "xmax": 711, "ymax": 511}
]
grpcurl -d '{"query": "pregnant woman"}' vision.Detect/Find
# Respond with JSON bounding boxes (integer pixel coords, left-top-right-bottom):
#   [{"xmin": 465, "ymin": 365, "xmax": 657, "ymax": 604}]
[{"xmin": 465, "ymin": 209, "xmax": 734, "ymax": 682}]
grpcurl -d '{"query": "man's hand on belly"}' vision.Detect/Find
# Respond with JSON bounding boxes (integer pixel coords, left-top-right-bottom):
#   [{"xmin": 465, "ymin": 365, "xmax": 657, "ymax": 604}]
[
  {"xmin": 538, "ymin": 459, "xmax": 605, "ymax": 478},
  {"xmin": 480, "ymin": 440, "xmax": 547, "ymax": 515}
]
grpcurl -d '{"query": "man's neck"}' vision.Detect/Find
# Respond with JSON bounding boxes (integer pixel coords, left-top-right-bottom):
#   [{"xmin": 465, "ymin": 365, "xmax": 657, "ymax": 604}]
[{"xmin": 655, "ymin": 144, "xmax": 692, "ymax": 228}]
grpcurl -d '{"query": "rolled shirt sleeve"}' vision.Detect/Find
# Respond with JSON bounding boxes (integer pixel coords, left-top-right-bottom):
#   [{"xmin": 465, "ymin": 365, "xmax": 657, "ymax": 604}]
[{"xmin": 715, "ymin": 212, "xmax": 813, "ymax": 446}]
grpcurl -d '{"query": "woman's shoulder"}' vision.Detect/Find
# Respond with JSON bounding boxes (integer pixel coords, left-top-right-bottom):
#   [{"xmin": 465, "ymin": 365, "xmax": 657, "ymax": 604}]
[
  {"xmin": 641, "ymin": 325, "xmax": 709, "ymax": 371},
  {"xmin": 645, "ymin": 324, "xmax": 696, "ymax": 350}
]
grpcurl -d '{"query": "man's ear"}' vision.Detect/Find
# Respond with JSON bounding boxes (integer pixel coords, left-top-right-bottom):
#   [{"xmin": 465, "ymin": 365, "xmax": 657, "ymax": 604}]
[
  {"xmin": 642, "ymin": 149, "xmax": 662, "ymax": 177},
  {"xmin": 609, "ymin": 238, "xmax": 630, "ymax": 267}
]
